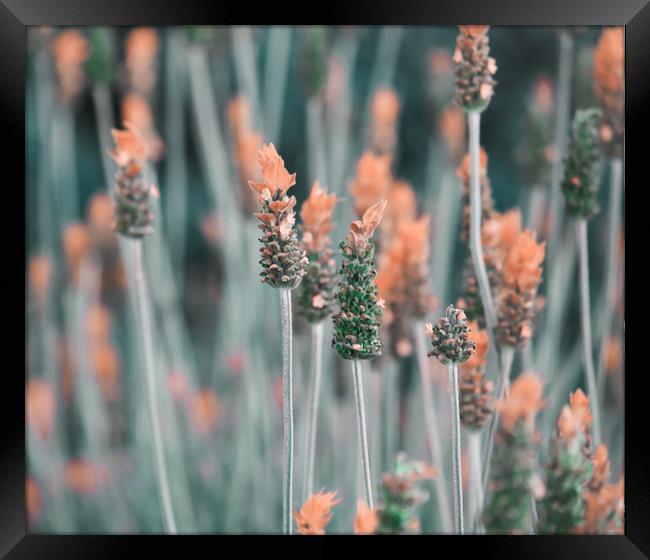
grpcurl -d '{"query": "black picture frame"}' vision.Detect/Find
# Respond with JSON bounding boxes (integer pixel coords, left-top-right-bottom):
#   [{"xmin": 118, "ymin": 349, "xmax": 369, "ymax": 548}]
[{"xmin": 4, "ymin": 0, "xmax": 649, "ymax": 557}]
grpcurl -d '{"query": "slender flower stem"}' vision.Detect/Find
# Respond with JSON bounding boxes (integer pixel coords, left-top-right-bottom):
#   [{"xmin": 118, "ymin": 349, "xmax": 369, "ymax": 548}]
[
  {"xmin": 304, "ymin": 321, "xmax": 324, "ymax": 499},
  {"xmin": 481, "ymin": 345, "xmax": 514, "ymax": 495},
  {"xmin": 307, "ymin": 96, "xmax": 328, "ymax": 186},
  {"xmin": 468, "ymin": 111, "xmax": 497, "ymax": 339},
  {"xmin": 279, "ymin": 288, "xmax": 295, "ymax": 534},
  {"xmin": 352, "ymin": 359, "xmax": 374, "ymax": 509},
  {"xmin": 597, "ymin": 157, "xmax": 623, "ymax": 397},
  {"xmin": 370, "ymin": 368, "xmax": 382, "ymax": 496},
  {"xmin": 447, "ymin": 362, "xmax": 464, "ymax": 534},
  {"xmin": 577, "ymin": 219, "xmax": 602, "ymax": 446},
  {"xmin": 414, "ymin": 322, "xmax": 452, "ymax": 532},
  {"xmin": 546, "ymin": 31, "xmax": 574, "ymax": 266},
  {"xmin": 468, "ymin": 431, "xmax": 484, "ymax": 533},
  {"xmin": 383, "ymin": 364, "xmax": 397, "ymax": 471},
  {"xmin": 131, "ymin": 240, "xmax": 177, "ymax": 534},
  {"xmin": 500, "ymin": 346, "xmax": 516, "ymax": 397}
]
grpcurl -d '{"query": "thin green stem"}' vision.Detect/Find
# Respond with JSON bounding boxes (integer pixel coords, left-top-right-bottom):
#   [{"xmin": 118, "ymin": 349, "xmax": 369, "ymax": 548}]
[
  {"xmin": 131, "ymin": 240, "xmax": 177, "ymax": 534},
  {"xmin": 369, "ymin": 368, "xmax": 382, "ymax": 499},
  {"xmin": 546, "ymin": 31, "xmax": 574, "ymax": 267},
  {"xmin": 448, "ymin": 362, "xmax": 464, "ymax": 534},
  {"xmin": 279, "ymin": 288, "xmax": 294, "ymax": 534},
  {"xmin": 468, "ymin": 111, "xmax": 497, "ymax": 339},
  {"xmin": 307, "ymin": 96, "xmax": 328, "ymax": 186},
  {"xmin": 352, "ymin": 359, "xmax": 374, "ymax": 509},
  {"xmin": 304, "ymin": 321, "xmax": 324, "ymax": 499},
  {"xmin": 481, "ymin": 345, "xmax": 514, "ymax": 496},
  {"xmin": 468, "ymin": 431, "xmax": 483, "ymax": 533},
  {"xmin": 597, "ymin": 157, "xmax": 623, "ymax": 398},
  {"xmin": 414, "ymin": 322, "xmax": 452, "ymax": 532},
  {"xmin": 577, "ymin": 219, "xmax": 602, "ymax": 446}
]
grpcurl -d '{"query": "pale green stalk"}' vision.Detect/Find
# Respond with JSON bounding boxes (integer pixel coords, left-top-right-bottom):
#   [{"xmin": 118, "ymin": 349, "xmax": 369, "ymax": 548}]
[
  {"xmin": 414, "ymin": 322, "xmax": 452, "ymax": 532},
  {"xmin": 51, "ymin": 105, "xmax": 78, "ymax": 224},
  {"xmin": 280, "ymin": 288, "xmax": 295, "ymax": 534},
  {"xmin": 577, "ymin": 219, "xmax": 602, "ymax": 446},
  {"xmin": 352, "ymin": 359, "xmax": 374, "ymax": 508},
  {"xmin": 369, "ymin": 367, "xmax": 382, "ymax": 501},
  {"xmin": 307, "ymin": 96, "xmax": 328, "ymax": 186},
  {"xmin": 304, "ymin": 321, "xmax": 324, "ymax": 499},
  {"xmin": 467, "ymin": 431, "xmax": 483, "ymax": 533},
  {"xmin": 130, "ymin": 240, "xmax": 178, "ymax": 534},
  {"xmin": 481, "ymin": 345, "xmax": 514, "ymax": 494},
  {"xmin": 447, "ymin": 362, "xmax": 463, "ymax": 534},
  {"xmin": 164, "ymin": 29, "xmax": 189, "ymax": 291},
  {"xmin": 468, "ymin": 111, "xmax": 497, "ymax": 341},
  {"xmin": 597, "ymin": 157, "xmax": 623, "ymax": 398},
  {"xmin": 327, "ymin": 33, "xmax": 360, "ymax": 197},
  {"xmin": 232, "ymin": 26, "xmax": 264, "ymax": 133},
  {"xmin": 431, "ymin": 168, "xmax": 462, "ymax": 306},
  {"xmin": 546, "ymin": 30, "xmax": 574, "ymax": 266},
  {"xmin": 263, "ymin": 27, "xmax": 292, "ymax": 141},
  {"xmin": 383, "ymin": 363, "xmax": 398, "ymax": 471}
]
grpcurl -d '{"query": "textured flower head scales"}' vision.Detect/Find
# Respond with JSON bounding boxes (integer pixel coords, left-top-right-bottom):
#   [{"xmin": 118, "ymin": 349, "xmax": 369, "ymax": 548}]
[
  {"xmin": 497, "ymin": 372, "xmax": 545, "ymax": 433},
  {"xmin": 300, "ymin": 181, "xmax": 338, "ymax": 253},
  {"xmin": 248, "ymin": 142, "xmax": 297, "ymax": 199},
  {"xmin": 462, "ymin": 320, "xmax": 489, "ymax": 371},
  {"xmin": 426, "ymin": 304, "xmax": 476, "ymax": 365},
  {"xmin": 293, "ymin": 490, "xmax": 341, "ymax": 535},
  {"xmin": 502, "ymin": 230, "xmax": 545, "ymax": 292},
  {"xmin": 454, "ymin": 25, "xmax": 497, "ymax": 111}
]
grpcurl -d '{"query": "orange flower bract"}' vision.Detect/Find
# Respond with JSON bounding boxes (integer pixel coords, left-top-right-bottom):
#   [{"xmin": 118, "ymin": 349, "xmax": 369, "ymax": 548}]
[
  {"xmin": 300, "ymin": 181, "xmax": 337, "ymax": 253},
  {"xmin": 248, "ymin": 143, "xmax": 297, "ymax": 198},
  {"xmin": 293, "ymin": 490, "xmax": 341, "ymax": 535},
  {"xmin": 349, "ymin": 152, "xmax": 392, "ymax": 217},
  {"xmin": 354, "ymin": 500, "xmax": 378, "ymax": 534},
  {"xmin": 502, "ymin": 230, "xmax": 545, "ymax": 292},
  {"xmin": 593, "ymin": 28, "xmax": 624, "ymax": 96},
  {"xmin": 497, "ymin": 373, "xmax": 545, "ymax": 433},
  {"xmin": 110, "ymin": 122, "xmax": 148, "ymax": 168}
]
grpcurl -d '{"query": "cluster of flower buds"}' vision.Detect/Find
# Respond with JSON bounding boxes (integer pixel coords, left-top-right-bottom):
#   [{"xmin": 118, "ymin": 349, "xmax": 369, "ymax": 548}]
[
  {"xmin": 248, "ymin": 143, "xmax": 308, "ymax": 289},
  {"xmin": 539, "ymin": 390, "xmax": 594, "ymax": 533},
  {"xmin": 426, "ymin": 305, "xmax": 476, "ymax": 366},
  {"xmin": 110, "ymin": 122, "xmax": 157, "ymax": 239},
  {"xmin": 562, "ymin": 108, "xmax": 603, "ymax": 220},
  {"xmin": 593, "ymin": 28, "xmax": 624, "ymax": 157},
  {"xmin": 453, "ymin": 25, "xmax": 497, "ymax": 113},
  {"xmin": 332, "ymin": 200, "xmax": 387, "ymax": 361},
  {"xmin": 297, "ymin": 182, "xmax": 338, "ymax": 323}
]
